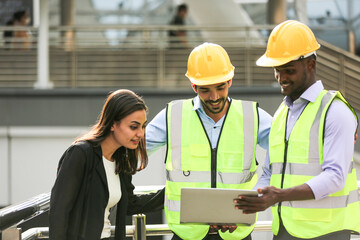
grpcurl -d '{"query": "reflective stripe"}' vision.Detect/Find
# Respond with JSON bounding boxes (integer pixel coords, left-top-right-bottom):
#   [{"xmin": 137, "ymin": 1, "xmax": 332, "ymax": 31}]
[
  {"xmin": 170, "ymin": 100, "xmax": 184, "ymax": 170},
  {"xmin": 271, "ymin": 162, "xmax": 321, "ymax": 176},
  {"xmin": 308, "ymin": 91, "xmax": 334, "ymax": 160},
  {"xmin": 242, "ymin": 101, "xmax": 255, "ymax": 170},
  {"xmin": 167, "ymin": 169, "xmax": 255, "ymax": 184},
  {"xmin": 165, "ymin": 194, "xmax": 180, "ymax": 212},
  {"xmin": 281, "ymin": 189, "xmax": 359, "ymax": 209},
  {"xmin": 217, "ymin": 171, "xmax": 256, "ymax": 185},
  {"xmin": 271, "ymin": 161, "xmax": 354, "ymax": 176},
  {"xmin": 167, "ymin": 169, "xmax": 210, "ymax": 182}
]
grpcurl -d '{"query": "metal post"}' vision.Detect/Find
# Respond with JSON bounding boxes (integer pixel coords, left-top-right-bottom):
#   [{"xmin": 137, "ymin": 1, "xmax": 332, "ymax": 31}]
[
  {"xmin": 157, "ymin": 46, "xmax": 165, "ymax": 88},
  {"xmin": 294, "ymin": 0, "xmax": 308, "ymax": 24},
  {"xmin": 133, "ymin": 214, "xmax": 146, "ymax": 240},
  {"xmin": 267, "ymin": 0, "xmax": 287, "ymax": 24},
  {"xmin": 2, "ymin": 227, "xmax": 22, "ymax": 240},
  {"xmin": 34, "ymin": 0, "xmax": 53, "ymax": 89},
  {"xmin": 60, "ymin": 0, "xmax": 75, "ymax": 51},
  {"xmin": 347, "ymin": 0, "xmax": 355, "ymax": 54}
]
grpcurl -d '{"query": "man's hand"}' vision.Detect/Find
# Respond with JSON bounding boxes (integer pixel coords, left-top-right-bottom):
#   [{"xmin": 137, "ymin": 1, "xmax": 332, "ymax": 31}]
[
  {"xmin": 209, "ymin": 224, "xmax": 237, "ymax": 233},
  {"xmin": 234, "ymin": 186, "xmax": 281, "ymax": 214}
]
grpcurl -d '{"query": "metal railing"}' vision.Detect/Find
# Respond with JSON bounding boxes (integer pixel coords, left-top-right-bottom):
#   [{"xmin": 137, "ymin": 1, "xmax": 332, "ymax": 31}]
[
  {"xmin": 0, "ymin": 25, "xmax": 272, "ymax": 88},
  {"xmin": 2, "ymin": 185, "xmax": 360, "ymax": 240},
  {"xmin": 316, "ymin": 39, "xmax": 360, "ymax": 111},
  {"xmin": 0, "ymin": 24, "xmax": 359, "ymax": 111},
  {"xmin": 0, "ymin": 193, "xmax": 50, "ymax": 231},
  {"xmin": 0, "ymin": 190, "xmax": 272, "ymax": 240},
  {"xmin": 19, "ymin": 216, "xmax": 273, "ymax": 240}
]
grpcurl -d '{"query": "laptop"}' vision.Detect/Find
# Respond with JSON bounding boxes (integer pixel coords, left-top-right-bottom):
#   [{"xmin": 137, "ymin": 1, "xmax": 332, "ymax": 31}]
[{"xmin": 180, "ymin": 187, "xmax": 258, "ymax": 225}]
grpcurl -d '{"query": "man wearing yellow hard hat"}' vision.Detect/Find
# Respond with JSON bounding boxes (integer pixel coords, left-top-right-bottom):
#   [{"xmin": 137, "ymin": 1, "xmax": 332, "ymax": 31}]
[
  {"xmin": 146, "ymin": 42, "xmax": 272, "ymax": 239},
  {"xmin": 235, "ymin": 20, "xmax": 360, "ymax": 240}
]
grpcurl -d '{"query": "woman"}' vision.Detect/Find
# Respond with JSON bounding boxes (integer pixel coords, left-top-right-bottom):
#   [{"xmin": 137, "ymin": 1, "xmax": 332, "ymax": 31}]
[
  {"xmin": 12, "ymin": 10, "xmax": 32, "ymax": 50},
  {"xmin": 49, "ymin": 89, "xmax": 164, "ymax": 240}
]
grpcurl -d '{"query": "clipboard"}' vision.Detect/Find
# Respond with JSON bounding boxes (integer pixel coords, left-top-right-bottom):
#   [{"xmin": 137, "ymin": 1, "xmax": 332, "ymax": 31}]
[{"xmin": 180, "ymin": 187, "xmax": 258, "ymax": 225}]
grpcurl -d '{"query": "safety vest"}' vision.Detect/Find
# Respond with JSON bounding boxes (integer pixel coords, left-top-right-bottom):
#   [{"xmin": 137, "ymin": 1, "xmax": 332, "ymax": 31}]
[
  {"xmin": 164, "ymin": 98, "xmax": 259, "ymax": 240},
  {"xmin": 269, "ymin": 90, "xmax": 360, "ymax": 238}
]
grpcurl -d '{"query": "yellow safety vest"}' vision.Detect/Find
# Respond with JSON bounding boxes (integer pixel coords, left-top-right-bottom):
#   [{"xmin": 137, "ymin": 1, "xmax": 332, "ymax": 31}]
[
  {"xmin": 165, "ymin": 98, "xmax": 259, "ymax": 240},
  {"xmin": 269, "ymin": 90, "xmax": 360, "ymax": 238}
]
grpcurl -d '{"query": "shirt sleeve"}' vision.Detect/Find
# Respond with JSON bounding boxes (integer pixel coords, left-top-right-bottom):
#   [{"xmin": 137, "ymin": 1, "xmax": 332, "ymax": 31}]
[
  {"xmin": 125, "ymin": 174, "xmax": 165, "ymax": 215},
  {"xmin": 254, "ymin": 107, "xmax": 272, "ymax": 189},
  {"xmin": 146, "ymin": 108, "xmax": 167, "ymax": 155},
  {"xmin": 254, "ymin": 151, "xmax": 271, "ymax": 190},
  {"xmin": 306, "ymin": 99, "xmax": 357, "ymax": 200},
  {"xmin": 257, "ymin": 107, "xmax": 272, "ymax": 150}
]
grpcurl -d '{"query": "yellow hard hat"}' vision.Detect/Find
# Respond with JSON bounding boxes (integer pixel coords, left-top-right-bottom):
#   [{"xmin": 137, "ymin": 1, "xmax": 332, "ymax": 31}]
[
  {"xmin": 256, "ymin": 20, "xmax": 320, "ymax": 67},
  {"xmin": 185, "ymin": 42, "xmax": 235, "ymax": 86}
]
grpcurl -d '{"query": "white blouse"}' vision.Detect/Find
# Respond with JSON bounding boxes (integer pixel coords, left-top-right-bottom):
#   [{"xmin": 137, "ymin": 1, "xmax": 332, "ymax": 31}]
[{"xmin": 100, "ymin": 156, "xmax": 122, "ymax": 239}]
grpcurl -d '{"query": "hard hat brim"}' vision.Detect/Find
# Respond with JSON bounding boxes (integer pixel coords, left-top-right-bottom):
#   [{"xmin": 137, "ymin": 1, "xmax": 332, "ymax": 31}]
[
  {"xmin": 186, "ymin": 67, "xmax": 234, "ymax": 86},
  {"xmin": 256, "ymin": 54, "xmax": 293, "ymax": 67},
  {"xmin": 256, "ymin": 44, "xmax": 321, "ymax": 67}
]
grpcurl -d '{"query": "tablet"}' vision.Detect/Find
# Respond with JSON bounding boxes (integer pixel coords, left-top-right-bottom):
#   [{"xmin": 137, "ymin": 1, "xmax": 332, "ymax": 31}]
[{"xmin": 180, "ymin": 187, "xmax": 258, "ymax": 225}]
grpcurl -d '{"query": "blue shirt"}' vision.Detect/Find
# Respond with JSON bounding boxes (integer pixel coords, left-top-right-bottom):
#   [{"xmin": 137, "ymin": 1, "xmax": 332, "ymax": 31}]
[
  {"xmin": 257, "ymin": 80, "xmax": 358, "ymax": 199},
  {"xmin": 146, "ymin": 96, "xmax": 272, "ymax": 161}
]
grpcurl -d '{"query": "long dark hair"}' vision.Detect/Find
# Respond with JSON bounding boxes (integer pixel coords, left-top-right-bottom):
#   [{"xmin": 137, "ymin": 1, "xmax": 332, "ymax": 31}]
[{"xmin": 76, "ymin": 89, "xmax": 148, "ymax": 175}]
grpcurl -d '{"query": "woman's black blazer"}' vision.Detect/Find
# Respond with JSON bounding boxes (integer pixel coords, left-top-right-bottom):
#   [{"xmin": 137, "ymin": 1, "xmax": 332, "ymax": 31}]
[{"xmin": 49, "ymin": 141, "xmax": 164, "ymax": 240}]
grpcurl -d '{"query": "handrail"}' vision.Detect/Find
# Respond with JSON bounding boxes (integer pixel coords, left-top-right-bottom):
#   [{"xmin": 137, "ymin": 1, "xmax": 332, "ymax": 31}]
[
  {"xmin": 3, "ymin": 182, "xmax": 360, "ymax": 238},
  {"xmin": 0, "ymin": 24, "xmax": 358, "ymax": 112},
  {"xmin": 0, "ymin": 189, "xmax": 271, "ymax": 239},
  {"xmin": 21, "ymin": 220, "xmax": 273, "ymax": 240},
  {"xmin": 0, "ymin": 24, "xmax": 348, "ymax": 32},
  {"xmin": 0, "ymin": 193, "xmax": 50, "ymax": 231},
  {"xmin": 0, "ymin": 186, "xmax": 162, "ymax": 232}
]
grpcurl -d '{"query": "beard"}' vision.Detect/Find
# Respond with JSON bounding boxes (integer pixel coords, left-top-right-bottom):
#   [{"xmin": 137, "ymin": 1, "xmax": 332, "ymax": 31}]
[{"xmin": 201, "ymin": 97, "xmax": 227, "ymax": 114}]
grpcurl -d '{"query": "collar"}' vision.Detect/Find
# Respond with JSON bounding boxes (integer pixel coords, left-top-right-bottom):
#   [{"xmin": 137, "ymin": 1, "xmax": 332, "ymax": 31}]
[
  {"xmin": 192, "ymin": 95, "xmax": 202, "ymax": 111},
  {"xmin": 284, "ymin": 80, "xmax": 324, "ymax": 107}
]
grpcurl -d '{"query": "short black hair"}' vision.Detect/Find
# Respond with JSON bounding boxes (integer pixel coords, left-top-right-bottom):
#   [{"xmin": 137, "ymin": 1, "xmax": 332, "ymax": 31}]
[
  {"xmin": 309, "ymin": 54, "xmax": 317, "ymax": 61},
  {"xmin": 13, "ymin": 10, "xmax": 27, "ymax": 22},
  {"xmin": 177, "ymin": 4, "xmax": 188, "ymax": 12}
]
